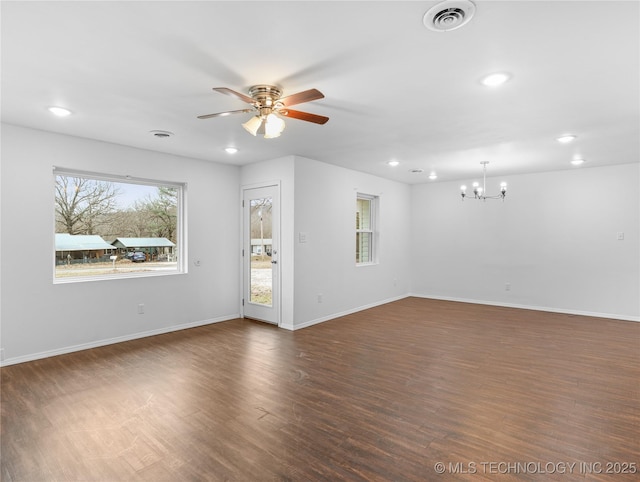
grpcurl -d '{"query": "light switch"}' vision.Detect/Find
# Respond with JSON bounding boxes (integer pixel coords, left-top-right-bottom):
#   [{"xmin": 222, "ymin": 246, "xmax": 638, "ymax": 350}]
[
  {"xmin": 617, "ymin": 232, "xmax": 625, "ymax": 241},
  {"xmin": 299, "ymin": 232, "xmax": 308, "ymax": 243}
]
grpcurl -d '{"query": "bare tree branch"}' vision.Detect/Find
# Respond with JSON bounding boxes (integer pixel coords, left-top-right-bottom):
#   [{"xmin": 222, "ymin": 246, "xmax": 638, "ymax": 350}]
[{"xmin": 55, "ymin": 176, "xmax": 120, "ymax": 234}]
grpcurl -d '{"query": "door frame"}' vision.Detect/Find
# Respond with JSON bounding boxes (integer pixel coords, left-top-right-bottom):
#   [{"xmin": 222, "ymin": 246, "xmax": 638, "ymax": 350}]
[{"xmin": 241, "ymin": 181, "xmax": 281, "ymax": 326}]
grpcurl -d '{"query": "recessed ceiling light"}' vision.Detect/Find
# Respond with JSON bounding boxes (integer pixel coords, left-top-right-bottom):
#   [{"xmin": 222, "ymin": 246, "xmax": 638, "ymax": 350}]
[
  {"xmin": 428, "ymin": 172, "xmax": 438, "ymax": 180},
  {"xmin": 48, "ymin": 106, "xmax": 72, "ymax": 117},
  {"xmin": 570, "ymin": 158, "xmax": 586, "ymax": 166},
  {"xmin": 387, "ymin": 160, "xmax": 400, "ymax": 167},
  {"xmin": 224, "ymin": 147, "xmax": 238, "ymax": 154},
  {"xmin": 557, "ymin": 134, "xmax": 577, "ymax": 143},
  {"xmin": 149, "ymin": 130, "xmax": 174, "ymax": 138},
  {"xmin": 480, "ymin": 72, "xmax": 512, "ymax": 87}
]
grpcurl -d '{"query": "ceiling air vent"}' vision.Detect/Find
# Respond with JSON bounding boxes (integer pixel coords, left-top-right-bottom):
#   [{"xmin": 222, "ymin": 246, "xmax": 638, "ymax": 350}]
[
  {"xmin": 423, "ymin": 0, "xmax": 476, "ymax": 32},
  {"xmin": 149, "ymin": 130, "xmax": 174, "ymax": 138}
]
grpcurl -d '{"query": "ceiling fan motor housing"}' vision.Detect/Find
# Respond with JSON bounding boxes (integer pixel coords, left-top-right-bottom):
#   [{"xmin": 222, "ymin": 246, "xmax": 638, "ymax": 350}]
[{"xmin": 249, "ymin": 85, "xmax": 282, "ymax": 107}]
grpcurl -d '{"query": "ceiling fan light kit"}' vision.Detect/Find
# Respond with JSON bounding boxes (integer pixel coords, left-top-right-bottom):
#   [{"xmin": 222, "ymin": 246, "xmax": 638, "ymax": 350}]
[
  {"xmin": 241, "ymin": 116, "xmax": 263, "ymax": 136},
  {"xmin": 199, "ymin": 84, "xmax": 328, "ymax": 139},
  {"xmin": 264, "ymin": 114, "xmax": 285, "ymax": 138}
]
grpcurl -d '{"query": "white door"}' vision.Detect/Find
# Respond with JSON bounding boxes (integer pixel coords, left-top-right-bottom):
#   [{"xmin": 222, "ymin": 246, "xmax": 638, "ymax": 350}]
[{"xmin": 242, "ymin": 185, "xmax": 280, "ymax": 325}]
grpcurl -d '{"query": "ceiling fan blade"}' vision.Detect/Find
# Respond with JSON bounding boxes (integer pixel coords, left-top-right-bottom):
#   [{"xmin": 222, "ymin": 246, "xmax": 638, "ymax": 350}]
[
  {"xmin": 279, "ymin": 88, "xmax": 324, "ymax": 107},
  {"xmin": 280, "ymin": 109, "xmax": 329, "ymax": 125},
  {"xmin": 197, "ymin": 109, "xmax": 253, "ymax": 119},
  {"xmin": 212, "ymin": 87, "xmax": 256, "ymax": 105}
]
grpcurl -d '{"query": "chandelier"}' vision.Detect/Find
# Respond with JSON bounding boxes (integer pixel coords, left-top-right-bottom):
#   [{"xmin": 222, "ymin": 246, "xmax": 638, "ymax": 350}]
[{"xmin": 460, "ymin": 161, "xmax": 507, "ymax": 201}]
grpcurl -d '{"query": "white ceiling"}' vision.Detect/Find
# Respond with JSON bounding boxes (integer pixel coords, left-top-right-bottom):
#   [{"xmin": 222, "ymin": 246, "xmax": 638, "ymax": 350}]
[{"xmin": 2, "ymin": 1, "xmax": 639, "ymax": 184}]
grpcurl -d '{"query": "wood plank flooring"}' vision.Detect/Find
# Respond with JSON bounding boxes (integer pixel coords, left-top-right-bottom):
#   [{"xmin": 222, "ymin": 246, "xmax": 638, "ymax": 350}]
[{"xmin": 2, "ymin": 297, "xmax": 639, "ymax": 481}]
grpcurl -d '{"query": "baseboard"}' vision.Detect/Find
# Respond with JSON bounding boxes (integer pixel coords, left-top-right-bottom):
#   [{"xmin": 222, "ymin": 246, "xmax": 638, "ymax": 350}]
[
  {"xmin": 291, "ymin": 294, "xmax": 411, "ymax": 330},
  {"xmin": 5, "ymin": 295, "xmax": 634, "ymax": 367},
  {"xmin": 279, "ymin": 321, "xmax": 295, "ymax": 331},
  {"xmin": 410, "ymin": 294, "xmax": 640, "ymax": 323},
  {"xmin": 0, "ymin": 313, "xmax": 240, "ymax": 367}
]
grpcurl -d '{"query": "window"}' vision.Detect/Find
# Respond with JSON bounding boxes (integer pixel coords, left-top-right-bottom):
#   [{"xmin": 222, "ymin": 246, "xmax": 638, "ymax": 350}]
[
  {"xmin": 356, "ymin": 193, "xmax": 377, "ymax": 265},
  {"xmin": 53, "ymin": 168, "xmax": 185, "ymax": 282}
]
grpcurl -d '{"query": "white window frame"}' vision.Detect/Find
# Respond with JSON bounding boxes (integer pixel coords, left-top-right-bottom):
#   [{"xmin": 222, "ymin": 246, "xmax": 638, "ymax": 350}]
[
  {"xmin": 53, "ymin": 167, "xmax": 186, "ymax": 283},
  {"xmin": 356, "ymin": 193, "xmax": 378, "ymax": 266}
]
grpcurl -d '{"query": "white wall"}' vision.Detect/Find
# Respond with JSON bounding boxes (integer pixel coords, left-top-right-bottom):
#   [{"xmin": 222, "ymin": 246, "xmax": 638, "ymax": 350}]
[
  {"xmin": 292, "ymin": 157, "xmax": 412, "ymax": 327},
  {"xmin": 0, "ymin": 124, "xmax": 241, "ymax": 364},
  {"xmin": 410, "ymin": 163, "xmax": 640, "ymax": 321},
  {"xmin": 241, "ymin": 155, "xmax": 412, "ymax": 329},
  {"xmin": 2, "ymin": 124, "xmax": 636, "ymax": 365}
]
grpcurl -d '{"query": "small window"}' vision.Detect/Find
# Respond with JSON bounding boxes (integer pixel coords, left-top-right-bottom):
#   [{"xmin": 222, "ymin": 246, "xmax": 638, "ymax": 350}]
[
  {"xmin": 356, "ymin": 193, "xmax": 377, "ymax": 265},
  {"xmin": 54, "ymin": 168, "xmax": 185, "ymax": 282}
]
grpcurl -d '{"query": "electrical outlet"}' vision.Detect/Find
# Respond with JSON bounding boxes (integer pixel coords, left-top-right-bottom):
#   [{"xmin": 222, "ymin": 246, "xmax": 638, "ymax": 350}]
[
  {"xmin": 138, "ymin": 303, "xmax": 145, "ymax": 314},
  {"xmin": 0, "ymin": 348, "xmax": 4, "ymax": 362},
  {"xmin": 317, "ymin": 293, "xmax": 323, "ymax": 303},
  {"xmin": 505, "ymin": 282, "xmax": 511, "ymax": 291}
]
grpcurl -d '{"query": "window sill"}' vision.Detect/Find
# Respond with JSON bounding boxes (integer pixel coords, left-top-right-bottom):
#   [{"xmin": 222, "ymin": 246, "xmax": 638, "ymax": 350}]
[
  {"xmin": 53, "ymin": 269, "xmax": 185, "ymax": 284},
  {"xmin": 356, "ymin": 262, "xmax": 378, "ymax": 267}
]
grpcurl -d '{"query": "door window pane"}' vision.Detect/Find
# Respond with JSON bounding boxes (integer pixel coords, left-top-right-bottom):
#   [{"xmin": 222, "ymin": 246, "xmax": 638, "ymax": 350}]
[{"xmin": 249, "ymin": 197, "xmax": 273, "ymax": 306}]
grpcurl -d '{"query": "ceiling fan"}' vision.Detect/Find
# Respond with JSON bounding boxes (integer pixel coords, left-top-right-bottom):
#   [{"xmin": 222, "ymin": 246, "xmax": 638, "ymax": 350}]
[{"xmin": 198, "ymin": 85, "xmax": 329, "ymax": 138}]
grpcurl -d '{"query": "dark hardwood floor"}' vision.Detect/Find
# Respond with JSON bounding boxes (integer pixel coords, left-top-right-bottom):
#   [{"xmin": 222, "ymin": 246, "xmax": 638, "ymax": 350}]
[{"xmin": 2, "ymin": 297, "xmax": 639, "ymax": 481}]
